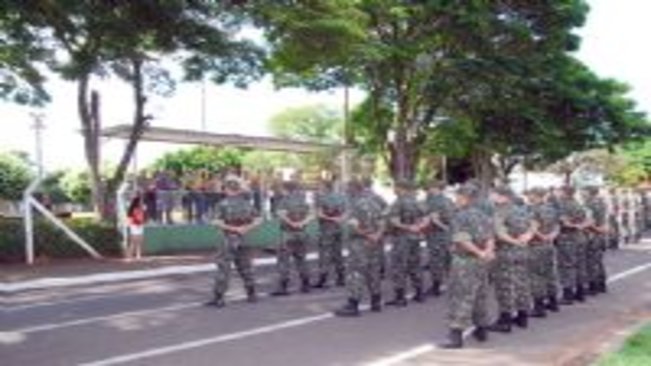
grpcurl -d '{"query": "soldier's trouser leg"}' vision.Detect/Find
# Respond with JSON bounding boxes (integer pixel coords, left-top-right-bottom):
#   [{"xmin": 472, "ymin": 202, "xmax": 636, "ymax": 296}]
[
  {"xmin": 390, "ymin": 236, "xmax": 410, "ymax": 291},
  {"xmin": 448, "ymin": 256, "xmax": 490, "ymax": 330},
  {"xmin": 544, "ymin": 245, "xmax": 560, "ymax": 298},
  {"xmin": 427, "ymin": 232, "xmax": 449, "ymax": 285},
  {"xmin": 317, "ymin": 231, "xmax": 334, "ymax": 278},
  {"xmin": 555, "ymin": 234, "xmax": 577, "ymax": 289},
  {"xmin": 407, "ymin": 238, "xmax": 424, "ymax": 291},
  {"xmin": 291, "ymin": 234, "xmax": 310, "ymax": 282},
  {"xmin": 575, "ymin": 234, "xmax": 589, "ymax": 287},
  {"xmin": 493, "ymin": 247, "xmax": 514, "ymax": 314},
  {"xmin": 213, "ymin": 243, "xmax": 234, "ymax": 297},
  {"xmin": 276, "ymin": 234, "xmax": 292, "ymax": 284},
  {"xmin": 233, "ymin": 246, "xmax": 255, "ymax": 289},
  {"xmin": 346, "ymin": 239, "xmax": 367, "ymax": 301},
  {"xmin": 333, "ymin": 232, "xmax": 345, "ymax": 279},
  {"xmin": 512, "ymin": 247, "xmax": 532, "ymax": 312},
  {"xmin": 367, "ymin": 246, "xmax": 383, "ymax": 297},
  {"xmin": 528, "ymin": 244, "xmax": 547, "ymax": 300}
]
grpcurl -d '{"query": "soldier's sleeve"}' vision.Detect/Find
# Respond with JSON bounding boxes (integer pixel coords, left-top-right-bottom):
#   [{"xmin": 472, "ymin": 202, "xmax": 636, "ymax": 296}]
[{"xmin": 388, "ymin": 200, "xmax": 401, "ymax": 221}]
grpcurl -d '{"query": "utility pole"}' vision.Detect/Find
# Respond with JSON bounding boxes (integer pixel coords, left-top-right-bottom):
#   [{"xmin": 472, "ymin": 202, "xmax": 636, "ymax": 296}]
[
  {"xmin": 30, "ymin": 112, "xmax": 45, "ymax": 178},
  {"xmin": 201, "ymin": 78, "xmax": 207, "ymax": 131}
]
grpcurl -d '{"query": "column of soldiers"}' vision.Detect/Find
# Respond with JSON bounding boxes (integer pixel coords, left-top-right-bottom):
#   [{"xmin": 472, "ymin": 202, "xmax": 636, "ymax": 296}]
[{"xmin": 203, "ymin": 175, "xmax": 649, "ymax": 352}]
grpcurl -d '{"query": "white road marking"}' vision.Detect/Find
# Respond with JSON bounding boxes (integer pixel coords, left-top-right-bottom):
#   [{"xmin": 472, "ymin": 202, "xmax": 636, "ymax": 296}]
[
  {"xmin": 3, "ymin": 294, "xmax": 123, "ymax": 312},
  {"xmin": 78, "ymin": 313, "xmax": 334, "ymax": 366},
  {"xmin": 362, "ymin": 259, "xmax": 651, "ymax": 366}
]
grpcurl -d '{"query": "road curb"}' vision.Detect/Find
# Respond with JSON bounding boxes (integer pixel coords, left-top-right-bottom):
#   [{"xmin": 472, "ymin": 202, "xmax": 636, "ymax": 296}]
[{"xmin": 0, "ymin": 253, "xmax": 318, "ymax": 294}]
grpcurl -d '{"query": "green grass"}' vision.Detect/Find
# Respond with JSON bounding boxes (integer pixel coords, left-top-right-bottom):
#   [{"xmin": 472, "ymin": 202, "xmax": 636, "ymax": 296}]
[{"xmin": 598, "ymin": 323, "xmax": 651, "ymax": 366}]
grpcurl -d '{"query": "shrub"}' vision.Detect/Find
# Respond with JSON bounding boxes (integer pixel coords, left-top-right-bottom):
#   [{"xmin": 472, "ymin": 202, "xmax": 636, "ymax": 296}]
[{"xmin": 0, "ymin": 217, "xmax": 122, "ymax": 263}]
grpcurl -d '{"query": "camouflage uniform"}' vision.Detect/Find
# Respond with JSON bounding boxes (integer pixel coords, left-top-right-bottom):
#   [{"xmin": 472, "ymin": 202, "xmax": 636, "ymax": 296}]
[
  {"xmin": 346, "ymin": 193, "xmax": 385, "ymax": 302},
  {"xmin": 389, "ymin": 192, "xmax": 426, "ymax": 298},
  {"xmin": 275, "ymin": 190, "xmax": 311, "ymax": 290},
  {"xmin": 212, "ymin": 194, "xmax": 258, "ymax": 299},
  {"xmin": 556, "ymin": 195, "xmax": 589, "ymax": 301},
  {"xmin": 365, "ymin": 187, "xmax": 389, "ymax": 279},
  {"xmin": 423, "ymin": 192, "xmax": 455, "ymax": 290},
  {"xmin": 447, "ymin": 204, "xmax": 493, "ymax": 330},
  {"xmin": 493, "ymin": 202, "xmax": 534, "ymax": 315},
  {"xmin": 315, "ymin": 190, "xmax": 347, "ymax": 285},
  {"xmin": 585, "ymin": 193, "xmax": 608, "ymax": 292},
  {"xmin": 608, "ymin": 191, "xmax": 621, "ymax": 250},
  {"xmin": 528, "ymin": 201, "xmax": 560, "ymax": 302}
]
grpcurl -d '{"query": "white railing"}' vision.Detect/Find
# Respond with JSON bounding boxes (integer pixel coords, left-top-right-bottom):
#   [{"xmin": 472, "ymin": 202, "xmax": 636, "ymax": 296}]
[{"xmin": 23, "ymin": 175, "xmax": 102, "ymax": 265}]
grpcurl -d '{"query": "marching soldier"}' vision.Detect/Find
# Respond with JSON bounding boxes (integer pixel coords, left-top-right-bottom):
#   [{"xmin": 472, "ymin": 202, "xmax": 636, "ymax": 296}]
[
  {"xmin": 205, "ymin": 176, "xmax": 262, "ymax": 308},
  {"xmin": 607, "ymin": 187, "xmax": 621, "ymax": 250},
  {"xmin": 387, "ymin": 179, "xmax": 428, "ymax": 306},
  {"xmin": 361, "ymin": 177, "xmax": 389, "ymax": 280},
  {"xmin": 526, "ymin": 188, "xmax": 561, "ymax": 317},
  {"xmin": 488, "ymin": 186, "xmax": 535, "ymax": 333},
  {"xmin": 334, "ymin": 180, "xmax": 385, "ymax": 317},
  {"xmin": 423, "ymin": 180, "xmax": 455, "ymax": 297},
  {"xmin": 313, "ymin": 179, "xmax": 347, "ymax": 289},
  {"xmin": 271, "ymin": 180, "xmax": 313, "ymax": 296},
  {"xmin": 440, "ymin": 183, "xmax": 495, "ymax": 349}
]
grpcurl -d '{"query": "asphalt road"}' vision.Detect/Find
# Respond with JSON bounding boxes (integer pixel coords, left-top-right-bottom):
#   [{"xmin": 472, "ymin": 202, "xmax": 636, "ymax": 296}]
[{"xmin": 2, "ymin": 243, "xmax": 651, "ymax": 366}]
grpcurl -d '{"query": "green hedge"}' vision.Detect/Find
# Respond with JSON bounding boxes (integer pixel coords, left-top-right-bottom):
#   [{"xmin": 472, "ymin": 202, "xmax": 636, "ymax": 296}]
[{"xmin": 0, "ymin": 217, "xmax": 121, "ymax": 263}]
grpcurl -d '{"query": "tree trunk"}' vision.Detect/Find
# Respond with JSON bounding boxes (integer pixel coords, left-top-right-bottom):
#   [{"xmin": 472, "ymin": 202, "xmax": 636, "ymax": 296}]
[
  {"xmin": 78, "ymin": 74, "xmax": 108, "ymax": 219},
  {"xmin": 104, "ymin": 58, "xmax": 150, "ymax": 223},
  {"xmin": 389, "ymin": 132, "xmax": 418, "ymax": 181},
  {"xmin": 470, "ymin": 148, "xmax": 496, "ymax": 190}
]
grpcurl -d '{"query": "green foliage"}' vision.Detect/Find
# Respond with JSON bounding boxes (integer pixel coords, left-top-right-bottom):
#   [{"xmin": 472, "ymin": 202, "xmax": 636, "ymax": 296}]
[
  {"xmin": 268, "ymin": 104, "xmax": 344, "ymax": 174},
  {"xmin": 0, "ymin": 152, "xmax": 33, "ymax": 201},
  {"xmin": 60, "ymin": 170, "xmax": 93, "ymax": 205},
  {"xmin": 150, "ymin": 146, "xmax": 245, "ymax": 178},
  {"xmin": 0, "ymin": 217, "xmax": 121, "ymax": 263},
  {"xmin": 598, "ymin": 323, "xmax": 651, "ymax": 366}
]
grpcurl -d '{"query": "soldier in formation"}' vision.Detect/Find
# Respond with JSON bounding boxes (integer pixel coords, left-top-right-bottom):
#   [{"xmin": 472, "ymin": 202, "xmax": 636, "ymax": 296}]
[{"xmin": 206, "ymin": 176, "xmax": 262, "ymax": 308}]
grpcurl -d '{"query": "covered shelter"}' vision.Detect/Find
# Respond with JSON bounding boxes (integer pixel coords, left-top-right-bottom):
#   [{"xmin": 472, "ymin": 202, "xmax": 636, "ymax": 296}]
[{"xmin": 100, "ymin": 124, "xmax": 355, "ymax": 254}]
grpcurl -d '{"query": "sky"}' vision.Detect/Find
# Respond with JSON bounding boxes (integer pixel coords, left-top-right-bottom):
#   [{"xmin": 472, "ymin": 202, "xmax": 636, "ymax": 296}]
[{"xmin": 1, "ymin": 0, "xmax": 650, "ymax": 172}]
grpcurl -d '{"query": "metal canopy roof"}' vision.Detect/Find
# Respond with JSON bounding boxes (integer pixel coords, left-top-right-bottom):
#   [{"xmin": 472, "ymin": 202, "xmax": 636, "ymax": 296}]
[{"xmin": 100, "ymin": 125, "xmax": 352, "ymax": 153}]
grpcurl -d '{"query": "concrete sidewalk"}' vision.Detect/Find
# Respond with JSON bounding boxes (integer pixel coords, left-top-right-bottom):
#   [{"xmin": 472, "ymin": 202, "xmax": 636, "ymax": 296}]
[{"xmin": 0, "ymin": 253, "xmax": 317, "ymax": 294}]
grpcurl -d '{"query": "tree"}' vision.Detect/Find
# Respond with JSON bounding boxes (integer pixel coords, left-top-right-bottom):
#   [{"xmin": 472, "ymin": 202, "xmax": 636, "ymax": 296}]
[
  {"xmin": 0, "ymin": 2, "xmax": 50, "ymax": 105},
  {"xmin": 150, "ymin": 146, "xmax": 245, "ymax": 179},
  {"xmin": 257, "ymin": 0, "xmax": 596, "ymax": 182},
  {"xmin": 0, "ymin": 152, "xmax": 33, "ymax": 201},
  {"xmin": 6, "ymin": 1, "xmax": 264, "ymax": 220},
  {"xmin": 268, "ymin": 104, "xmax": 343, "ymax": 175}
]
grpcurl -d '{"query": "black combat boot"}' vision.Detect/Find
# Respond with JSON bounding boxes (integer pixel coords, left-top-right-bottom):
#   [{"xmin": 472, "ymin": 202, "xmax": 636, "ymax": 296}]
[
  {"xmin": 246, "ymin": 286, "xmax": 257, "ymax": 303},
  {"xmin": 547, "ymin": 295, "xmax": 560, "ymax": 312},
  {"xmin": 574, "ymin": 284, "xmax": 586, "ymax": 302},
  {"xmin": 412, "ymin": 286, "xmax": 426, "ymax": 303},
  {"xmin": 472, "ymin": 326, "xmax": 488, "ymax": 342},
  {"xmin": 560, "ymin": 287, "xmax": 574, "ymax": 305},
  {"xmin": 312, "ymin": 274, "xmax": 329, "ymax": 289},
  {"xmin": 429, "ymin": 281, "xmax": 442, "ymax": 297},
  {"xmin": 204, "ymin": 293, "xmax": 225, "ymax": 308},
  {"xmin": 300, "ymin": 277, "xmax": 312, "ymax": 293},
  {"xmin": 586, "ymin": 282, "xmax": 598, "ymax": 296},
  {"xmin": 271, "ymin": 280, "xmax": 290, "ymax": 296},
  {"xmin": 336, "ymin": 271, "xmax": 346, "ymax": 287},
  {"xmin": 439, "ymin": 328, "xmax": 464, "ymax": 349},
  {"xmin": 334, "ymin": 298, "xmax": 360, "ymax": 317},
  {"xmin": 370, "ymin": 294, "xmax": 382, "ymax": 312},
  {"xmin": 514, "ymin": 310, "xmax": 529, "ymax": 329},
  {"xmin": 487, "ymin": 312, "xmax": 512, "ymax": 333},
  {"xmin": 598, "ymin": 278, "xmax": 608, "ymax": 293},
  {"xmin": 530, "ymin": 298, "xmax": 547, "ymax": 318},
  {"xmin": 386, "ymin": 289, "xmax": 408, "ymax": 307}
]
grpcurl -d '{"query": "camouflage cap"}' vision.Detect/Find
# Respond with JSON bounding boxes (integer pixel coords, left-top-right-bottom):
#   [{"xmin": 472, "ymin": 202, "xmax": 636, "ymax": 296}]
[
  {"xmin": 224, "ymin": 175, "xmax": 242, "ymax": 190},
  {"xmin": 456, "ymin": 182, "xmax": 480, "ymax": 200},
  {"xmin": 561, "ymin": 185, "xmax": 576, "ymax": 196},
  {"xmin": 428, "ymin": 179, "xmax": 447, "ymax": 190},
  {"xmin": 585, "ymin": 185, "xmax": 601, "ymax": 196},
  {"xmin": 492, "ymin": 185, "xmax": 514, "ymax": 198},
  {"xmin": 395, "ymin": 179, "xmax": 417, "ymax": 191},
  {"xmin": 527, "ymin": 187, "xmax": 548, "ymax": 198},
  {"xmin": 284, "ymin": 180, "xmax": 300, "ymax": 192}
]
